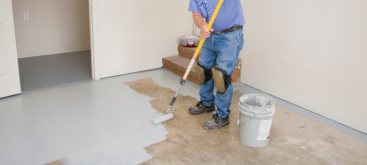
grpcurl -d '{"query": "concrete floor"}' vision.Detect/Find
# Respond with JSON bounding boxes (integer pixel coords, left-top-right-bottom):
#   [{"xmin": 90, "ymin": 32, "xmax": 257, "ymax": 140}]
[
  {"xmin": 16, "ymin": 52, "xmax": 367, "ymax": 143},
  {"xmin": 0, "ymin": 53, "xmax": 365, "ymax": 164},
  {"xmin": 127, "ymin": 78, "xmax": 367, "ymax": 165},
  {"xmin": 2, "ymin": 53, "xmax": 203, "ymax": 164}
]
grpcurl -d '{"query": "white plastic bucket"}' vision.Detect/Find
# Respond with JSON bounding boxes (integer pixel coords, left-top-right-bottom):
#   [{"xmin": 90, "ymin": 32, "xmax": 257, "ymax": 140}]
[{"xmin": 238, "ymin": 94, "xmax": 276, "ymax": 147}]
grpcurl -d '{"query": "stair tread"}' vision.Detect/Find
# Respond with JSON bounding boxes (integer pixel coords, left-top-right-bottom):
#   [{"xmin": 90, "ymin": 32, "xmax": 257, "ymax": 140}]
[
  {"xmin": 186, "ymin": 47, "xmax": 197, "ymax": 51},
  {"xmin": 163, "ymin": 52, "xmax": 241, "ymax": 85},
  {"xmin": 163, "ymin": 55, "xmax": 196, "ymax": 73}
]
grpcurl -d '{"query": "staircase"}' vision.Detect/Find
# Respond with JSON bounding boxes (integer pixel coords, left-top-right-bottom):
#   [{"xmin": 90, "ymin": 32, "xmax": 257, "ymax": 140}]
[{"xmin": 163, "ymin": 45, "xmax": 242, "ymax": 85}]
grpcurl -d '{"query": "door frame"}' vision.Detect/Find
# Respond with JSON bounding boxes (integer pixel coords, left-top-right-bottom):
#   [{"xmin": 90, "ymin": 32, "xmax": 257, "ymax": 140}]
[
  {"xmin": 89, "ymin": 0, "xmax": 100, "ymax": 80},
  {"xmin": 0, "ymin": 0, "xmax": 22, "ymax": 98}
]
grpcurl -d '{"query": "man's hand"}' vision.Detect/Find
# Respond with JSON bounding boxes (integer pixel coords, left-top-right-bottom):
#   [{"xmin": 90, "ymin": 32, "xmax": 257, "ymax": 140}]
[
  {"xmin": 200, "ymin": 24, "xmax": 214, "ymax": 39},
  {"xmin": 193, "ymin": 12, "xmax": 214, "ymax": 39}
]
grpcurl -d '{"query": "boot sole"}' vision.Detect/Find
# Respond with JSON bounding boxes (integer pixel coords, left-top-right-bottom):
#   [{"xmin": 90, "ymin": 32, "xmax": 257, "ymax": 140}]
[
  {"xmin": 203, "ymin": 121, "xmax": 230, "ymax": 130},
  {"xmin": 188, "ymin": 109, "xmax": 215, "ymax": 115}
]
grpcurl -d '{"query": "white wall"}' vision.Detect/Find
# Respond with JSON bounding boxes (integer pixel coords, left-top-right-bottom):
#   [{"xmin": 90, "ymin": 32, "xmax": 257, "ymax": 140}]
[
  {"xmin": 240, "ymin": 0, "xmax": 367, "ymax": 133},
  {"xmin": 90, "ymin": 0, "xmax": 193, "ymax": 79},
  {"xmin": 12, "ymin": 0, "xmax": 91, "ymax": 58}
]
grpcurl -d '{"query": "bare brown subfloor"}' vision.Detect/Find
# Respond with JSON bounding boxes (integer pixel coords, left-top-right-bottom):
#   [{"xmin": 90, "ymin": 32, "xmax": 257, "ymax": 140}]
[
  {"xmin": 45, "ymin": 159, "xmax": 64, "ymax": 165},
  {"xmin": 125, "ymin": 78, "xmax": 367, "ymax": 165}
]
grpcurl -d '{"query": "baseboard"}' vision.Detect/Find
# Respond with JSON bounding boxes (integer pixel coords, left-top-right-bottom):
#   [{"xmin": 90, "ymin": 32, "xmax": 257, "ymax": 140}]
[{"xmin": 17, "ymin": 45, "xmax": 91, "ymax": 58}]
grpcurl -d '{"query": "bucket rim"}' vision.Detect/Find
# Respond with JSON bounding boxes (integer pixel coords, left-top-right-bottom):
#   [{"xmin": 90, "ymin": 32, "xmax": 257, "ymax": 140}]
[{"xmin": 239, "ymin": 94, "xmax": 276, "ymax": 108}]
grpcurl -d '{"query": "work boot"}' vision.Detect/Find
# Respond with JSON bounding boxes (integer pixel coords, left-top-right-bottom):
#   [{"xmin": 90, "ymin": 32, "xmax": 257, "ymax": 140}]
[
  {"xmin": 203, "ymin": 114, "xmax": 229, "ymax": 130},
  {"xmin": 188, "ymin": 101, "xmax": 215, "ymax": 115}
]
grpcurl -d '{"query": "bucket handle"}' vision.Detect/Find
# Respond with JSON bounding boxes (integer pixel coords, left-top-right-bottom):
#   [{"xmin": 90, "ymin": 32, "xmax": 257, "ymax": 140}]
[{"xmin": 239, "ymin": 112, "xmax": 258, "ymax": 125}]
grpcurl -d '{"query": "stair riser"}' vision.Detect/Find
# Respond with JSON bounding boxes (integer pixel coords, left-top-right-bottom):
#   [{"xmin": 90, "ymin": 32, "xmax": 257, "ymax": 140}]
[
  {"xmin": 179, "ymin": 51, "xmax": 199, "ymax": 61},
  {"xmin": 178, "ymin": 45, "xmax": 200, "ymax": 60},
  {"xmin": 162, "ymin": 58, "xmax": 197, "ymax": 79}
]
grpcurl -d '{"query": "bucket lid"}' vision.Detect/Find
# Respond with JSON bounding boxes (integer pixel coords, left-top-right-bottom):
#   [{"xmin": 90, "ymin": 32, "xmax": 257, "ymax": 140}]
[{"xmin": 238, "ymin": 94, "xmax": 276, "ymax": 114}]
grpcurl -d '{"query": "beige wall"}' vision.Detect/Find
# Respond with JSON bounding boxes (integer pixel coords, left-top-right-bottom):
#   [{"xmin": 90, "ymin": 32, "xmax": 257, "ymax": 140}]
[
  {"xmin": 240, "ymin": 0, "xmax": 367, "ymax": 133},
  {"xmin": 12, "ymin": 0, "xmax": 90, "ymax": 58},
  {"xmin": 90, "ymin": 0, "xmax": 193, "ymax": 79}
]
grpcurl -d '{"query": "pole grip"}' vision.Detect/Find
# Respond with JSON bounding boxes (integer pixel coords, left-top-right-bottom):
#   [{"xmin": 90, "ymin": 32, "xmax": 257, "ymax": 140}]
[{"xmin": 169, "ymin": 97, "xmax": 177, "ymax": 107}]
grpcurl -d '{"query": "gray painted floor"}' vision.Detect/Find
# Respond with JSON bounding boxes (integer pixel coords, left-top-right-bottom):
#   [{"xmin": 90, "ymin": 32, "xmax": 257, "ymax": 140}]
[
  {"xmin": 18, "ymin": 51, "xmax": 92, "ymax": 91},
  {"xmin": 0, "ymin": 69, "xmax": 191, "ymax": 164},
  {"xmin": 0, "ymin": 53, "xmax": 365, "ymax": 164}
]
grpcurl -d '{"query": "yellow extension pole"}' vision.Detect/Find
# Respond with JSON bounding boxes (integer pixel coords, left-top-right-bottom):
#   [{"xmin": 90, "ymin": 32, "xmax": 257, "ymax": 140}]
[{"xmin": 182, "ymin": 0, "xmax": 224, "ymax": 80}]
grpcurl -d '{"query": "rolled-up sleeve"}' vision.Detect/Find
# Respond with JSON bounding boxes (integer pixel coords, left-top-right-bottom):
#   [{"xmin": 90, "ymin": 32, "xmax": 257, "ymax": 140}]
[{"xmin": 188, "ymin": 0, "xmax": 199, "ymax": 13}]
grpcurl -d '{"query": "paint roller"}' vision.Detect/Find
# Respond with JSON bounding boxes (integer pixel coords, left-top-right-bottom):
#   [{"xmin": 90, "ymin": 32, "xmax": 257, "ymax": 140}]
[{"xmin": 151, "ymin": 0, "xmax": 224, "ymax": 125}]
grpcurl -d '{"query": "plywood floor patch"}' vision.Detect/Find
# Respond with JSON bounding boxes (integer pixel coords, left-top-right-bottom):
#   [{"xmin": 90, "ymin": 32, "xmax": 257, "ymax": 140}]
[{"xmin": 125, "ymin": 78, "xmax": 367, "ymax": 165}]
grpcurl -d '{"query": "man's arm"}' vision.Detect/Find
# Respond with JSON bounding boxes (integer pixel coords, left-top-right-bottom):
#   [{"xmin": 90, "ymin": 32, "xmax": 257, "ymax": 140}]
[{"xmin": 193, "ymin": 12, "xmax": 214, "ymax": 39}]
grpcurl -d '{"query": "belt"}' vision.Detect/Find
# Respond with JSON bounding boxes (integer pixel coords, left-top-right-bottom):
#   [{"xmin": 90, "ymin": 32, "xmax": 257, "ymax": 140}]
[{"xmin": 213, "ymin": 26, "xmax": 242, "ymax": 34}]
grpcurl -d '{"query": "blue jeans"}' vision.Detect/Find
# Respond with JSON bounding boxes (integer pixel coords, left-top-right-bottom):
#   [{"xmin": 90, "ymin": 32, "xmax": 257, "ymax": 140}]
[{"xmin": 198, "ymin": 28, "xmax": 244, "ymax": 118}]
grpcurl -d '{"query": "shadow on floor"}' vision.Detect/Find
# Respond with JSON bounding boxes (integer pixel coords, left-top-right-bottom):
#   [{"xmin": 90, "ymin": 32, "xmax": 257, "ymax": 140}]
[{"xmin": 18, "ymin": 51, "xmax": 93, "ymax": 91}]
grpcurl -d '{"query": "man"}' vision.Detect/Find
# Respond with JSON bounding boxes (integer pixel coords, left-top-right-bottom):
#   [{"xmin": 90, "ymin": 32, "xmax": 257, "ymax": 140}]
[{"xmin": 188, "ymin": 0, "xmax": 245, "ymax": 130}]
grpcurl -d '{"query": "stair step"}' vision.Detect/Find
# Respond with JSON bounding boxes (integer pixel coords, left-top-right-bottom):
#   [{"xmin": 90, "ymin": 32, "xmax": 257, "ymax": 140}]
[
  {"xmin": 163, "ymin": 55, "xmax": 241, "ymax": 85},
  {"xmin": 178, "ymin": 45, "xmax": 200, "ymax": 61},
  {"xmin": 163, "ymin": 55, "xmax": 200, "ymax": 85}
]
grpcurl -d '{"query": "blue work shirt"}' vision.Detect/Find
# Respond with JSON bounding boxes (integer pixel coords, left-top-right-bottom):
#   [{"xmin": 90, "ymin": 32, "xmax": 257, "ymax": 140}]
[{"xmin": 188, "ymin": 0, "xmax": 245, "ymax": 32}]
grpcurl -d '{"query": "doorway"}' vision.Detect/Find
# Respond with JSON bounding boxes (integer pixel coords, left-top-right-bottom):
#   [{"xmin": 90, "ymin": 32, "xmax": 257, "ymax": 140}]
[{"xmin": 12, "ymin": 0, "xmax": 93, "ymax": 91}]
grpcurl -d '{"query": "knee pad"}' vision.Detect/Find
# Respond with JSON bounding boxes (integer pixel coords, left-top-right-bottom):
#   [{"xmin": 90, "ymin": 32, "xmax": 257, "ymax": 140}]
[
  {"xmin": 213, "ymin": 68, "xmax": 232, "ymax": 94},
  {"xmin": 195, "ymin": 63, "xmax": 213, "ymax": 84}
]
